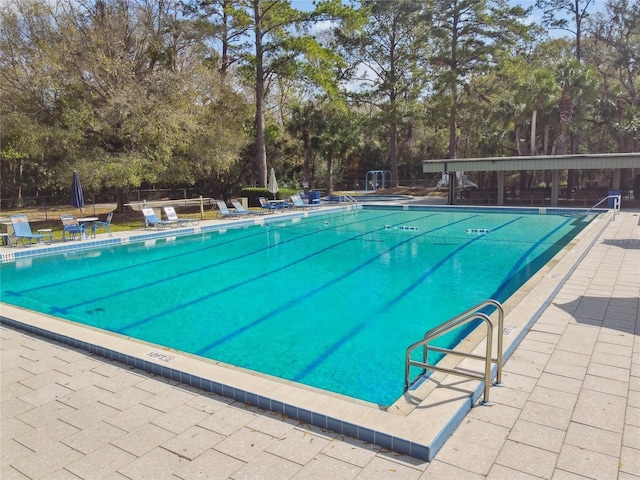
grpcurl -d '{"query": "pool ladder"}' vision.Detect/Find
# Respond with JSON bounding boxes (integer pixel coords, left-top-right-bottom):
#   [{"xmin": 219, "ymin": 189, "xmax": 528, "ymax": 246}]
[
  {"xmin": 587, "ymin": 194, "xmax": 621, "ymax": 219},
  {"xmin": 404, "ymin": 299, "xmax": 504, "ymax": 405}
]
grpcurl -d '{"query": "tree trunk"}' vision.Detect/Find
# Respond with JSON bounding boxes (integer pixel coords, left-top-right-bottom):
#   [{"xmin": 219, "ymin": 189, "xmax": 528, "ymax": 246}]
[
  {"xmin": 390, "ymin": 121, "xmax": 399, "ymax": 188},
  {"xmin": 448, "ymin": 98, "xmax": 457, "ymax": 159},
  {"xmin": 556, "ymin": 95, "xmax": 572, "ymax": 155},
  {"xmin": 544, "ymin": 123, "xmax": 550, "ymax": 154},
  {"xmin": 253, "ymin": 0, "xmax": 267, "ymax": 188},
  {"xmin": 302, "ymin": 120, "xmax": 310, "ymax": 194},
  {"xmin": 447, "ymin": 96, "xmax": 457, "ymax": 204},
  {"xmin": 116, "ymin": 188, "xmax": 129, "ymax": 213},
  {"xmin": 530, "ymin": 110, "xmax": 537, "ymax": 155},
  {"xmin": 326, "ymin": 148, "xmax": 333, "ymax": 196}
]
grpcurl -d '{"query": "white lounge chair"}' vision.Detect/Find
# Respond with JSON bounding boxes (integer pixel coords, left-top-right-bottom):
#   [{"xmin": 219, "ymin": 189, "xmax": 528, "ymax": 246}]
[
  {"xmin": 216, "ymin": 200, "xmax": 249, "ymax": 218},
  {"xmin": 163, "ymin": 206, "xmax": 198, "ymax": 226},
  {"xmin": 142, "ymin": 208, "xmax": 177, "ymax": 229},
  {"xmin": 230, "ymin": 200, "xmax": 254, "ymax": 215}
]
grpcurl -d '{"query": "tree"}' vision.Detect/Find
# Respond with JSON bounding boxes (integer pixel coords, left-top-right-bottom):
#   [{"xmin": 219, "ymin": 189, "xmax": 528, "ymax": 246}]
[
  {"xmin": 287, "ymin": 103, "xmax": 322, "ymax": 192},
  {"xmin": 587, "ymin": 0, "xmax": 640, "ymax": 151},
  {"xmin": 314, "ymin": 103, "xmax": 361, "ymax": 195},
  {"xmin": 0, "ymin": 0, "xmax": 251, "ymax": 207},
  {"xmin": 430, "ymin": 0, "xmax": 529, "ymax": 202},
  {"xmin": 339, "ymin": 0, "xmax": 431, "ymax": 188},
  {"xmin": 182, "ymin": 0, "xmax": 251, "ymax": 77},
  {"xmin": 234, "ymin": 0, "xmax": 352, "ymax": 188},
  {"xmin": 554, "ymin": 58, "xmax": 598, "ymax": 155},
  {"xmin": 0, "ymin": 0, "xmax": 59, "ymax": 203},
  {"xmin": 535, "ymin": 0, "xmax": 595, "ymax": 61}
]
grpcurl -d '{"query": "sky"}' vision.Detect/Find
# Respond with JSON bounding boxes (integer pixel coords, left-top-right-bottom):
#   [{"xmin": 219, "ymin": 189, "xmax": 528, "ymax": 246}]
[
  {"xmin": 291, "ymin": 0, "xmax": 611, "ymax": 40},
  {"xmin": 291, "ymin": 0, "xmax": 609, "ymax": 18}
]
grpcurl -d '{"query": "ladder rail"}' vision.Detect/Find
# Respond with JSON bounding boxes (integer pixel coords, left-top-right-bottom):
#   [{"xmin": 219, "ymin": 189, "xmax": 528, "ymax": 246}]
[
  {"xmin": 587, "ymin": 194, "xmax": 621, "ymax": 218},
  {"xmin": 404, "ymin": 299, "xmax": 504, "ymax": 405}
]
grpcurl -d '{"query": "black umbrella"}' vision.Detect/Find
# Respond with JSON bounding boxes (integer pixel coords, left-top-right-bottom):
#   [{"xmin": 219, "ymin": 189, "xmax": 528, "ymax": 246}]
[{"xmin": 71, "ymin": 171, "xmax": 85, "ymax": 216}]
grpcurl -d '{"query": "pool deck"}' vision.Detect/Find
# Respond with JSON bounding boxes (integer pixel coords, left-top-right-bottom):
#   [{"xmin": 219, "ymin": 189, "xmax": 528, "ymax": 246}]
[{"xmin": 2, "ymin": 206, "xmax": 639, "ymax": 479}]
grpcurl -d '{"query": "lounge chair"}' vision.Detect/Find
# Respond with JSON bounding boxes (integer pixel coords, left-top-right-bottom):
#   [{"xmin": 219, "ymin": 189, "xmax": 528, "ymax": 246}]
[
  {"xmin": 258, "ymin": 196, "xmax": 278, "ymax": 214},
  {"xmin": 230, "ymin": 200, "xmax": 254, "ymax": 215},
  {"xmin": 290, "ymin": 194, "xmax": 316, "ymax": 210},
  {"xmin": 60, "ymin": 214, "xmax": 88, "ymax": 241},
  {"xmin": 92, "ymin": 212, "xmax": 113, "ymax": 237},
  {"xmin": 10, "ymin": 214, "xmax": 49, "ymax": 247},
  {"xmin": 163, "ymin": 206, "xmax": 199, "ymax": 226},
  {"xmin": 141, "ymin": 207, "xmax": 177, "ymax": 229},
  {"xmin": 216, "ymin": 200, "xmax": 248, "ymax": 218}
]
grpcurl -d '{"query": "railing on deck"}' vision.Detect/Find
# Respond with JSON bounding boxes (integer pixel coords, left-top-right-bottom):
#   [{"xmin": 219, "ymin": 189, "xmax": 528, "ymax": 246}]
[{"xmin": 587, "ymin": 194, "xmax": 621, "ymax": 219}]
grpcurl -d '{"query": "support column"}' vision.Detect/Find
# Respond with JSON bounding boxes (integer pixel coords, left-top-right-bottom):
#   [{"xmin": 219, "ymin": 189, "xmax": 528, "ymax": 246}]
[
  {"xmin": 551, "ymin": 170, "xmax": 559, "ymax": 206},
  {"xmin": 497, "ymin": 171, "xmax": 505, "ymax": 205},
  {"xmin": 613, "ymin": 169, "xmax": 621, "ymax": 189},
  {"xmin": 448, "ymin": 171, "xmax": 456, "ymax": 205}
]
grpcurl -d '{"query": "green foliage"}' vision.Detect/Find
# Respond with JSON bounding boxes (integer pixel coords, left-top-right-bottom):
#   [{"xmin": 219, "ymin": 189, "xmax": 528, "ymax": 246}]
[{"xmin": 1, "ymin": 0, "xmax": 637, "ymax": 207}]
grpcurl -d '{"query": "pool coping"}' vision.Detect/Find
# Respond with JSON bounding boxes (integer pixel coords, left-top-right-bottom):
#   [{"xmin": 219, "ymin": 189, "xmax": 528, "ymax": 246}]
[{"xmin": 0, "ymin": 204, "xmax": 614, "ymax": 460}]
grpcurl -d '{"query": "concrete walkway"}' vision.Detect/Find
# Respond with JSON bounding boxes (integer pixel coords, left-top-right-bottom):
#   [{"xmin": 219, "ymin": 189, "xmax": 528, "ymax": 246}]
[{"xmin": 2, "ymin": 211, "xmax": 639, "ymax": 479}]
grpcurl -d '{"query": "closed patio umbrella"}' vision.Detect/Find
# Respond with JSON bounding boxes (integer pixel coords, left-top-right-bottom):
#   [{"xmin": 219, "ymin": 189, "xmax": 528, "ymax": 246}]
[
  {"xmin": 267, "ymin": 168, "xmax": 279, "ymax": 199},
  {"xmin": 71, "ymin": 171, "xmax": 85, "ymax": 216}
]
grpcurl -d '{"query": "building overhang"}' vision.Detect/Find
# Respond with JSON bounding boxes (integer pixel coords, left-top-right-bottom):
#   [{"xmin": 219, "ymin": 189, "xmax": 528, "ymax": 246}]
[{"xmin": 422, "ymin": 153, "xmax": 640, "ymax": 173}]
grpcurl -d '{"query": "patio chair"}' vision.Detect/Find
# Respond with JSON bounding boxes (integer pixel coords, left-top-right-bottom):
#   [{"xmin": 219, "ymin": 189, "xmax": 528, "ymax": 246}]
[
  {"xmin": 141, "ymin": 207, "xmax": 177, "ymax": 230},
  {"xmin": 10, "ymin": 214, "xmax": 49, "ymax": 247},
  {"xmin": 216, "ymin": 200, "xmax": 248, "ymax": 218},
  {"xmin": 60, "ymin": 214, "xmax": 88, "ymax": 241},
  {"xmin": 92, "ymin": 212, "xmax": 113, "ymax": 238},
  {"xmin": 290, "ymin": 194, "xmax": 315, "ymax": 210},
  {"xmin": 230, "ymin": 200, "xmax": 255, "ymax": 216},
  {"xmin": 163, "ymin": 206, "xmax": 199, "ymax": 227},
  {"xmin": 258, "ymin": 196, "xmax": 278, "ymax": 214}
]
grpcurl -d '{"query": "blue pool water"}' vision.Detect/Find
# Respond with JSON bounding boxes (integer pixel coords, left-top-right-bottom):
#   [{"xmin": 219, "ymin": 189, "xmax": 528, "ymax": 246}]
[{"xmin": 0, "ymin": 208, "xmax": 594, "ymax": 405}]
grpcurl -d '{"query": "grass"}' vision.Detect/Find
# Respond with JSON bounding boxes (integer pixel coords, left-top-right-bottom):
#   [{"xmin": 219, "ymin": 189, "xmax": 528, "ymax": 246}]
[{"xmin": 1, "ymin": 204, "xmax": 236, "ymax": 243}]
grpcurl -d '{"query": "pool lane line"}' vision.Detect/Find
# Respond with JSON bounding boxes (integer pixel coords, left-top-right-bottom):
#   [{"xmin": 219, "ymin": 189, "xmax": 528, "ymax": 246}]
[
  {"xmin": 115, "ymin": 212, "xmax": 446, "ymax": 335},
  {"xmin": 21, "ymin": 211, "xmax": 435, "ymax": 323},
  {"xmin": 299, "ymin": 214, "xmax": 591, "ymax": 399},
  {"xmin": 1, "ymin": 213, "xmax": 354, "ymax": 295},
  {"xmin": 2, "ymin": 210, "xmax": 405, "ymax": 301},
  {"xmin": 289, "ymin": 217, "xmax": 524, "ymax": 388},
  {"xmin": 377, "ymin": 217, "xmax": 524, "ymax": 314},
  {"xmin": 191, "ymin": 215, "xmax": 480, "ymax": 357}
]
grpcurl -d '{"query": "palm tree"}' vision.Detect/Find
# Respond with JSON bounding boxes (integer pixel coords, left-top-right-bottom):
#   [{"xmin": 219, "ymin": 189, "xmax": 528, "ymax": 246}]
[{"xmin": 554, "ymin": 59, "xmax": 597, "ymax": 155}]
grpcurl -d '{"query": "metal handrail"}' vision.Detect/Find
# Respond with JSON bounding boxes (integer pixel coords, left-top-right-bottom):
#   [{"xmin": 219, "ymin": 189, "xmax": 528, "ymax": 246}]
[
  {"xmin": 587, "ymin": 194, "xmax": 621, "ymax": 218},
  {"xmin": 404, "ymin": 299, "xmax": 504, "ymax": 405}
]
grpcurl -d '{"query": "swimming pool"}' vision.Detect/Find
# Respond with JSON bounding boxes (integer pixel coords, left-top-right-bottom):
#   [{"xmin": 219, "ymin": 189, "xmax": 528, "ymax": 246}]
[{"xmin": 0, "ymin": 207, "xmax": 596, "ymax": 406}]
